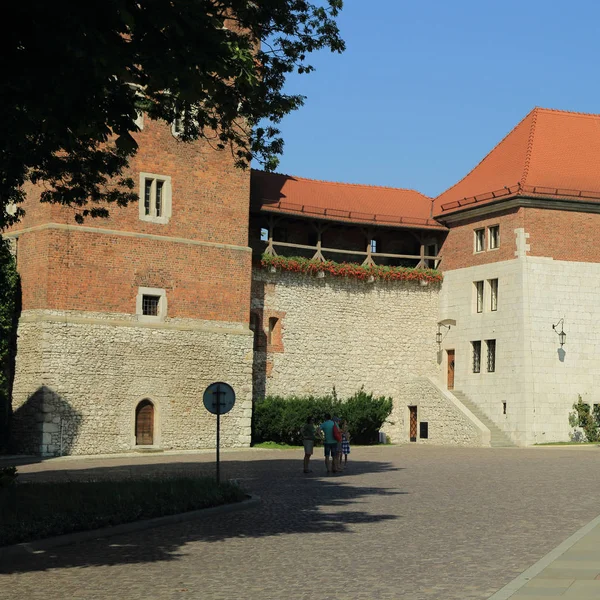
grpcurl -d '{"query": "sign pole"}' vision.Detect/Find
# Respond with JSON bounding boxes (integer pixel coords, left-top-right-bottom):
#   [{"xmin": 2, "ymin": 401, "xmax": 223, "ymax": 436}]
[{"xmin": 215, "ymin": 384, "xmax": 221, "ymax": 484}]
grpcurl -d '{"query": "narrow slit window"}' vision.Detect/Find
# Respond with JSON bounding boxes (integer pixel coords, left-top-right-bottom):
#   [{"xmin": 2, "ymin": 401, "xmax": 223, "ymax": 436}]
[
  {"xmin": 144, "ymin": 179, "xmax": 152, "ymax": 216},
  {"xmin": 370, "ymin": 239, "xmax": 378, "ymax": 253},
  {"xmin": 260, "ymin": 228, "xmax": 269, "ymax": 242},
  {"xmin": 486, "ymin": 339, "xmax": 496, "ymax": 372},
  {"xmin": 268, "ymin": 317, "xmax": 278, "ymax": 345},
  {"xmin": 489, "ymin": 278, "xmax": 498, "ymax": 311},
  {"xmin": 155, "ymin": 180, "xmax": 164, "ymax": 217},
  {"xmin": 475, "ymin": 281, "xmax": 484, "ymax": 313},
  {"xmin": 472, "ymin": 341, "xmax": 481, "ymax": 373}
]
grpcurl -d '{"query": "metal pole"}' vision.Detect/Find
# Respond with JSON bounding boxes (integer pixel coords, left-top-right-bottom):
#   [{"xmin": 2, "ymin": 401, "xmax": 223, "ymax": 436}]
[{"xmin": 216, "ymin": 385, "xmax": 221, "ymax": 484}]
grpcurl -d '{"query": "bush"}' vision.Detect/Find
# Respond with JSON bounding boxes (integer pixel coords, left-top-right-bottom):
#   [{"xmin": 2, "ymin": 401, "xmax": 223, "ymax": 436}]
[
  {"xmin": 568, "ymin": 395, "xmax": 600, "ymax": 442},
  {"xmin": 253, "ymin": 388, "xmax": 393, "ymax": 446}
]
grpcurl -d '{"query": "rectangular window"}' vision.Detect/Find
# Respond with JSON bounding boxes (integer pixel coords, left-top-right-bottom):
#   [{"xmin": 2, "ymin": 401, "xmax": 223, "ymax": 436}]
[
  {"xmin": 142, "ymin": 295, "xmax": 160, "ymax": 316},
  {"xmin": 486, "ymin": 339, "xmax": 496, "ymax": 372},
  {"xmin": 370, "ymin": 239, "xmax": 378, "ymax": 253},
  {"xmin": 472, "ymin": 341, "xmax": 481, "ymax": 373},
  {"xmin": 489, "ymin": 278, "xmax": 498, "ymax": 311},
  {"xmin": 474, "ymin": 229, "xmax": 485, "ymax": 253},
  {"xmin": 475, "ymin": 281, "xmax": 484, "ymax": 313},
  {"xmin": 139, "ymin": 173, "xmax": 172, "ymax": 224},
  {"xmin": 260, "ymin": 227, "xmax": 269, "ymax": 242},
  {"xmin": 488, "ymin": 225, "xmax": 500, "ymax": 250}
]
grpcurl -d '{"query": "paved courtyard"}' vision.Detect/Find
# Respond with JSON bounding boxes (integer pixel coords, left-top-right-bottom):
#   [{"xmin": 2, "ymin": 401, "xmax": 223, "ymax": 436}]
[{"xmin": 2, "ymin": 444, "xmax": 600, "ymax": 599}]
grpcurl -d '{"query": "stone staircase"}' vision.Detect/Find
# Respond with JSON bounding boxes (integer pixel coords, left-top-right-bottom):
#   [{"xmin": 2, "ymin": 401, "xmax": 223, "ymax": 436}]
[{"xmin": 451, "ymin": 390, "xmax": 516, "ymax": 448}]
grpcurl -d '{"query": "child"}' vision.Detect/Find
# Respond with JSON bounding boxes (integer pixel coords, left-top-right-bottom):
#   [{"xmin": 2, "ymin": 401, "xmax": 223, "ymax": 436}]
[{"xmin": 341, "ymin": 419, "xmax": 351, "ymax": 466}]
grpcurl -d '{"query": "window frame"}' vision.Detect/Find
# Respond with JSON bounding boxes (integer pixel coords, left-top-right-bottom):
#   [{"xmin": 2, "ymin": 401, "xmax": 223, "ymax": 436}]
[
  {"xmin": 486, "ymin": 339, "xmax": 496, "ymax": 373},
  {"xmin": 474, "ymin": 228, "xmax": 485, "ymax": 253},
  {"xmin": 488, "ymin": 225, "xmax": 500, "ymax": 250},
  {"xmin": 489, "ymin": 278, "xmax": 498, "ymax": 311},
  {"xmin": 136, "ymin": 287, "xmax": 168, "ymax": 322},
  {"xmin": 139, "ymin": 173, "xmax": 172, "ymax": 224},
  {"xmin": 472, "ymin": 341, "xmax": 481, "ymax": 373},
  {"xmin": 475, "ymin": 281, "xmax": 484, "ymax": 313}
]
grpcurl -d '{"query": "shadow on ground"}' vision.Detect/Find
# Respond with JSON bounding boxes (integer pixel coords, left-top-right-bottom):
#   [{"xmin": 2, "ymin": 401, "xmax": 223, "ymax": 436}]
[{"xmin": 1, "ymin": 456, "xmax": 405, "ymax": 575}]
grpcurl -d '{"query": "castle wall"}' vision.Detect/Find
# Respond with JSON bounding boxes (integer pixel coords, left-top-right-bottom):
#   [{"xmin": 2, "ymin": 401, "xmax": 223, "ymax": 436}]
[
  {"xmin": 11, "ymin": 310, "xmax": 253, "ymax": 456},
  {"xmin": 251, "ymin": 268, "xmax": 449, "ymax": 443}
]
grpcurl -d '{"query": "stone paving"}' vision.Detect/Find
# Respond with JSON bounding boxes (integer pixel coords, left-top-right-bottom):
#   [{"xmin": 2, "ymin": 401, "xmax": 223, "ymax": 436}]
[{"xmin": 3, "ymin": 445, "xmax": 600, "ymax": 600}]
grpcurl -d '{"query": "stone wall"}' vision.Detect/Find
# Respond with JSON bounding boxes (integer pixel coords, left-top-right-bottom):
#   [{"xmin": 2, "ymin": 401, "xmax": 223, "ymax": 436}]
[
  {"xmin": 251, "ymin": 268, "xmax": 443, "ymax": 442},
  {"xmin": 10, "ymin": 310, "xmax": 253, "ymax": 456}
]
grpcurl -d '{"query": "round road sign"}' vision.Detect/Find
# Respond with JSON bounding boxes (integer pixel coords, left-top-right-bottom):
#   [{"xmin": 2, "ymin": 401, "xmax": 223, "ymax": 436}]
[{"xmin": 203, "ymin": 382, "xmax": 236, "ymax": 415}]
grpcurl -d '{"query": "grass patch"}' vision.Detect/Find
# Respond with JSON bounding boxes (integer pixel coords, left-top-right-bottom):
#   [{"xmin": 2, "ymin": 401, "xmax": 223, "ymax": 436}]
[
  {"xmin": 253, "ymin": 441, "xmax": 302, "ymax": 450},
  {"xmin": 535, "ymin": 441, "xmax": 600, "ymax": 446},
  {"xmin": 0, "ymin": 476, "xmax": 246, "ymax": 547}
]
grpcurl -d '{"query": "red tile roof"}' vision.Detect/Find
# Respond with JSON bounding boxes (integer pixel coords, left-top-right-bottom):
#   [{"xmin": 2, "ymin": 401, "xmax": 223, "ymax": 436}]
[
  {"xmin": 251, "ymin": 170, "xmax": 444, "ymax": 230},
  {"xmin": 435, "ymin": 108, "xmax": 600, "ymax": 216}
]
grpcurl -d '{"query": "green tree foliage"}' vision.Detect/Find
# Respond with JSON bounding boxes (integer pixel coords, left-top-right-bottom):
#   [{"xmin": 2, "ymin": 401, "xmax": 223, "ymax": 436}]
[
  {"xmin": 0, "ymin": 241, "xmax": 20, "ymax": 450},
  {"xmin": 568, "ymin": 395, "xmax": 600, "ymax": 442},
  {"xmin": 253, "ymin": 389, "xmax": 393, "ymax": 446},
  {"xmin": 1, "ymin": 0, "xmax": 344, "ymax": 229}
]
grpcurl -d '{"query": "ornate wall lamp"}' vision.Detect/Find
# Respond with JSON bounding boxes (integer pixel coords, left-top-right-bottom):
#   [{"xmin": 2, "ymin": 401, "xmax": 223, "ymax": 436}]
[
  {"xmin": 436, "ymin": 319, "xmax": 456, "ymax": 347},
  {"xmin": 552, "ymin": 318, "xmax": 566, "ymax": 347}
]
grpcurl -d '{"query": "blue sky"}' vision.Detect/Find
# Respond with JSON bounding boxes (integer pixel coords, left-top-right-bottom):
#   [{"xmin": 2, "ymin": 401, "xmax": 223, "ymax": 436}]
[{"xmin": 272, "ymin": 0, "xmax": 600, "ymax": 197}]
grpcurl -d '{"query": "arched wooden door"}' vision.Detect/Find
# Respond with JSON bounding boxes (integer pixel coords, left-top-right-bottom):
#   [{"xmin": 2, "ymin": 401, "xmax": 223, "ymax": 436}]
[{"xmin": 135, "ymin": 400, "xmax": 154, "ymax": 445}]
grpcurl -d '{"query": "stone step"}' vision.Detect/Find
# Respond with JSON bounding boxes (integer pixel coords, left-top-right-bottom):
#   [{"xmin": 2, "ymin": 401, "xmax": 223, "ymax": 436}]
[{"xmin": 451, "ymin": 389, "xmax": 516, "ymax": 448}]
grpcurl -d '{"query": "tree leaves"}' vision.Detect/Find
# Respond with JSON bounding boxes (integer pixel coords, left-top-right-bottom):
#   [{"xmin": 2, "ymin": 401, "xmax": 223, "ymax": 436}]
[{"xmin": 1, "ymin": 0, "xmax": 344, "ymax": 229}]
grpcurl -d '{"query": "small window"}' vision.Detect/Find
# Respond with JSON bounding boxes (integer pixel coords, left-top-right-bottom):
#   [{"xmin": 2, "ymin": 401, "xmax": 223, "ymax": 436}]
[
  {"xmin": 134, "ymin": 111, "xmax": 144, "ymax": 130},
  {"xmin": 475, "ymin": 281, "xmax": 484, "ymax": 313},
  {"xmin": 486, "ymin": 339, "xmax": 496, "ymax": 372},
  {"xmin": 268, "ymin": 317, "xmax": 278, "ymax": 345},
  {"xmin": 142, "ymin": 295, "xmax": 160, "ymax": 316},
  {"xmin": 260, "ymin": 228, "xmax": 269, "ymax": 242},
  {"xmin": 139, "ymin": 173, "xmax": 172, "ymax": 224},
  {"xmin": 370, "ymin": 239, "xmax": 378, "ymax": 253},
  {"xmin": 503, "ymin": 402, "xmax": 507, "ymax": 415},
  {"xmin": 488, "ymin": 225, "xmax": 500, "ymax": 250},
  {"xmin": 172, "ymin": 113, "xmax": 185, "ymax": 137},
  {"xmin": 489, "ymin": 278, "xmax": 498, "ymax": 311},
  {"xmin": 472, "ymin": 341, "xmax": 481, "ymax": 373},
  {"xmin": 136, "ymin": 287, "xmax": 167, "ymax": 321},
  {"xmin": 474, "ymin": 229, "xmax": 485, "ymax": 253}
]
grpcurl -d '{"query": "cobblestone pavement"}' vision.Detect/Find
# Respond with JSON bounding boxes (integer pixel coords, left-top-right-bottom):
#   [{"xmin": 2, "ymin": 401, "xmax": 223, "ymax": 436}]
[{"xmin": 3, "ymin": 445, "xmax": 600, "ymax": 600}]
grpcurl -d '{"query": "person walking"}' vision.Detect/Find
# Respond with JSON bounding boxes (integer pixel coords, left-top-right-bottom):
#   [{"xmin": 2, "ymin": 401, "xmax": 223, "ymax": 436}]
[
  {"xmin": 318, "ymin": 413, "xmax": 338, "ymax": 474},
  {"xmin": 302, "ymin": 416, "xmax": 317, "ymax": 473}
]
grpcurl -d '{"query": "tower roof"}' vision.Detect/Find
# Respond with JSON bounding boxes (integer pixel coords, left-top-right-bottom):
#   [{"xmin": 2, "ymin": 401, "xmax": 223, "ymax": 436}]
[{"xmin": 434, "ymin": 108, "xmax": 600, "ymax": 216}]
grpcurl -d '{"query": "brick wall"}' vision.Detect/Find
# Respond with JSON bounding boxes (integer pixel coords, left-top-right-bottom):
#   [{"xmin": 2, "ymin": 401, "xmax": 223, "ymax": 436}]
[{"xmin": 439, "ymin": 207, "xmax": 523, "ymax": 271}]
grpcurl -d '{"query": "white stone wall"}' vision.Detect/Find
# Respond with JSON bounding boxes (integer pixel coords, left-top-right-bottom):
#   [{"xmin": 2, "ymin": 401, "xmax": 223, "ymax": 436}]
[
  {"xmin": 11, "ymin": 310, "xmax": 253, "ymax": 456},
  {"xmin": 439, "ymin": 248, "xmax": 600, "ymax": 445},
  {"xmin": 252, "ymin": 269, "xmax": 448, "ymax": 443}
]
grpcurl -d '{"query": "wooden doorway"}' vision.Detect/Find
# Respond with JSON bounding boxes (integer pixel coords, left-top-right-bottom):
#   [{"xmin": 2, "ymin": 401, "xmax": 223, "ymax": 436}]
[
  {"xmin": 135, "ymin": 400, "xmax": 154, "ymax": 445},
  {"xmin": 409, "ymin": 406, "xmax": 417, "ymax": 442},
  {"xmin": 447, "ymin": 349, "xmax": 455, "ymax": 390}
]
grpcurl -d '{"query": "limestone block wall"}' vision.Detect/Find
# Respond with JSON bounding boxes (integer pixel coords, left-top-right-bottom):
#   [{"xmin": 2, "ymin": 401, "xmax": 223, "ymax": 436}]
[
  {"xmin": 524, "ymin": 257, "xmax": 600, "ymax": 444},
  {"xmin": 251, "ymin": 268, "xmax": 444, "ymax": 443},
  {"xmin": 11, "ymin": 310, "xmax": 253, "ymax": 456},
  {"xmin": 438, "ymin": 257, "xmax": 530, "ymax": 444}
]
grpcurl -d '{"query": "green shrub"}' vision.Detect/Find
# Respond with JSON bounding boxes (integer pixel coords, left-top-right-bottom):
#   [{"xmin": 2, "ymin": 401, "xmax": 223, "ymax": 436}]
[
  {"xmin": 253, "ymin": 388, "xmax": 392, "ymax": 446},
  {"xmin": 568, "ymin": 395, "xmax": 600, "ymax": 442}
]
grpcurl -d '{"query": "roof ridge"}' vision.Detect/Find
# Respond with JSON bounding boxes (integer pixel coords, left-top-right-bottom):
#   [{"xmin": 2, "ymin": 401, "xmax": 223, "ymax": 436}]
[
  {"xmin": 435, "ymin": 109, "xmax": 537, "ymax": 201},
  {"xmin": 521, "ymin": 108, "xmax": 539, "ymax": 186},
  {"xmin": 535, "ymin": 106, "xmax": 600, "ymax": 119},
  {"xmin": 251, "ymin": 169, "xmax": 431, "ymax": 199}
]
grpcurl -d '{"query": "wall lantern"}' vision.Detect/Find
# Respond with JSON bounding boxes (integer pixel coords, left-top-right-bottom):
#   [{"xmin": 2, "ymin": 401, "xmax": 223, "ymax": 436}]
[
  {"xmin": 436, "ymin": 319, "xmax": 456, "ymax": 347},
  {"xmin": 552, "ymin": 318, "xmax": 566, "ymax": 347}
]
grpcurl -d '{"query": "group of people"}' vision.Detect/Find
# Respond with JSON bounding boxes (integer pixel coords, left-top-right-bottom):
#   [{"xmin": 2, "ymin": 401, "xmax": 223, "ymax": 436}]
[{"xmin": 302, "ymin": 414, "xmax": 351, "ymax": 474}]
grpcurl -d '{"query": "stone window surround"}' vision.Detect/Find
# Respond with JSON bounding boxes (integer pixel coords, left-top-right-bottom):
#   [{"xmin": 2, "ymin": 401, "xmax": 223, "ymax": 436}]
[
  {"xmin": 139, "ymin": 172, "xmax": 172, "ymax": 224},
  {"xmin": 264, "ymin": 309, "xmax": 285, "ymax": 353},
  {"xmin": 131, "ymin": 397, "xmax": 161, "ymax": 449},
  {"xmin": 136, "ymin": 287, "xmax": 168, "ymax": 322}
]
